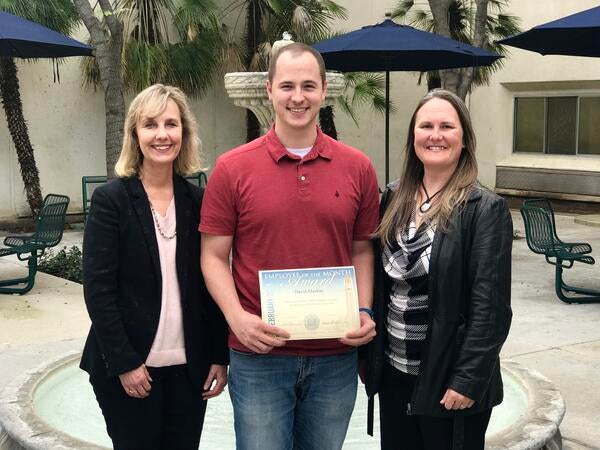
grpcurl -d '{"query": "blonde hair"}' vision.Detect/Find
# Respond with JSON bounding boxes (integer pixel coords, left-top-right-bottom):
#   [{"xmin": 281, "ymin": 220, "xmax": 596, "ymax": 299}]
[
  {"xmin": 115, "ymin": 84, "xmax": 203, "ymax": 177},
  {"xmin": 376, "ymin": 89, "xmax": 478, "ymax": 247}
]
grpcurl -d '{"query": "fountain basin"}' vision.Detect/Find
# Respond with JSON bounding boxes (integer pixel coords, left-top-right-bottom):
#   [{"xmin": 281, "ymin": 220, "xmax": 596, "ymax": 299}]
[{"xmin": 0, "ymin": 353, "xmax": 564, "ymax": 450}]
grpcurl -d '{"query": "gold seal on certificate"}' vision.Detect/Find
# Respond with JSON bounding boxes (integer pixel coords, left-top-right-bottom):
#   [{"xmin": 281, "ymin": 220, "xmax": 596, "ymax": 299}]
[{"xmin": 259, "ymin": 266, "xmax": 360, "ymax": 340}]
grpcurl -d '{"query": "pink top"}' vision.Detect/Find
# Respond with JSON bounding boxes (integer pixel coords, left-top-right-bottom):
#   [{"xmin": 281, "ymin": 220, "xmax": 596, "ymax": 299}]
[{"xmin": 146, "ymin": 197, "xmax": 186, "ymax": 367}]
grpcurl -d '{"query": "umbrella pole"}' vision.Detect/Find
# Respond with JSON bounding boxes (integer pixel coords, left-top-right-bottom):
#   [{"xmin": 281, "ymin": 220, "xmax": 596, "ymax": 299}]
[{"xmin": 385, "ymin": 70, "xmax": 390, "ymax": 185}]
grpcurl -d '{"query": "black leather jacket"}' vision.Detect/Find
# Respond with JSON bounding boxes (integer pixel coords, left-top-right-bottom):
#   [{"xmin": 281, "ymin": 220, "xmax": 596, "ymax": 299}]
[{"xmin": 365, "ymin": 182, "xmax": 513, "ymax": 419}]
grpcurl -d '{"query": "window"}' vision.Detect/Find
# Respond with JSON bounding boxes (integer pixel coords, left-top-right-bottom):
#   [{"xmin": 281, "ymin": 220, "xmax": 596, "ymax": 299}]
[
  {"xmin": 514, "ymin": 98, "xmax": 544, "ymax": 153},
  {"xmin": 579, "ymin": 97, "xmax": 600, "ymax": 155},
  {"xmin": 513, "ymin": 96, "xmax": 600, "ymax": 155}
]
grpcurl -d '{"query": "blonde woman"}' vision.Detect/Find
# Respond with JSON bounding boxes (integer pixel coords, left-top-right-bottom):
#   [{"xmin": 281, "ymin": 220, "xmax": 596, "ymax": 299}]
[
  {"xmin": 364, "ymin": 89, "xmax": 513, "ymax": 450},
  {"xmin": 81, "ymin": 84, "xmax": 228, "ymax": 450}
]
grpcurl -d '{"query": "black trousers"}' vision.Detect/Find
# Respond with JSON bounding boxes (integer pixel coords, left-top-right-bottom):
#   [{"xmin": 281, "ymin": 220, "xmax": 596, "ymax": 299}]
[
  {"xmin": 90, "ymin": 364, "xmax": 207, "ymax": 450},
  {"xmin": 379, "ymin": 363, "xmax": 492, "ymax": 450}
]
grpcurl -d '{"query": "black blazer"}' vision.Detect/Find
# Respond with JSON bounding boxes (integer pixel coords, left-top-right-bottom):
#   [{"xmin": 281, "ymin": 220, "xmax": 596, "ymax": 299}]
[{"xmin": 80, "ymin": 175, "xmax": 228, "ymax": 391}]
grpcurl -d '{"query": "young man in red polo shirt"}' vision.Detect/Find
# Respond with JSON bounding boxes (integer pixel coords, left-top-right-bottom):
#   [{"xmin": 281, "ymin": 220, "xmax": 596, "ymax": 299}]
[{"xmin": 200, "ymin": 43, "xmax": 379, "ymax": 450}]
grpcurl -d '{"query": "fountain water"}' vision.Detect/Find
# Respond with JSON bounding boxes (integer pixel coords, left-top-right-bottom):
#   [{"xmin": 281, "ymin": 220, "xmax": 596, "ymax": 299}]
[{"xmin": 0, "ymin": 352, "xmax": 564, "ymax": 450}]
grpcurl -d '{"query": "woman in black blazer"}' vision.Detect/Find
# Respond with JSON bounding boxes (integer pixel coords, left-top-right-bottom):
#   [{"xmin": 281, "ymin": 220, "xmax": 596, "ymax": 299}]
[{"xmin": 81, "ymin": 84, "xmax": 228, "ymax": 450}]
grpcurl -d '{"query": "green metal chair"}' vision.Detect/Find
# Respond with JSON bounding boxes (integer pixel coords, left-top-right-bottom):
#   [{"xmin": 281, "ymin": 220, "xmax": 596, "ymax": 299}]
[
  {"xmin": 520, "ymin": 199, "xmax": 600, "ymax": 304},
  {"xmin": 81, "ymin": 175, "xmax": 106, "ymax": 223},
  {"xmin": 522, "ymin": 198, "xmax": 593, "ymax": 255},
  {"xmin": 0, "ymin": 194, "xmax": 70, "ymax": 295}
]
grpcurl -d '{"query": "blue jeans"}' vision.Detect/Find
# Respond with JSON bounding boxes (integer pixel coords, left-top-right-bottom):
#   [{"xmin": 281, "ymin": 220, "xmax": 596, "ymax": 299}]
[{"xmin": 228, "ymin": 349, "xmax": 358, "ymax": 450}]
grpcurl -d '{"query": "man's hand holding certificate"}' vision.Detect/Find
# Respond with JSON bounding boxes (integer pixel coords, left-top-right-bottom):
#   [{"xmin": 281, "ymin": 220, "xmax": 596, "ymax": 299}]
[{"xmin": 259, "ymin": 266, "xmax": 360, "ymax": 340}]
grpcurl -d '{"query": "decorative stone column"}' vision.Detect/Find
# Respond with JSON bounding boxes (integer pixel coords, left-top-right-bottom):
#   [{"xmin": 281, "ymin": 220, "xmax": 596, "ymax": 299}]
[{"xmin": 224, "ymin": 34, "xmax": 345, "ymax": 135}]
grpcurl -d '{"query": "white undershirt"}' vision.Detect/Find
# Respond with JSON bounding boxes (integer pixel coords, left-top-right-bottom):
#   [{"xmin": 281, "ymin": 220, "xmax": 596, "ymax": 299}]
[
  {"xmin": 146, "ymin": 197, "xmax": 187, "ymax": 367},
  {"xmin": 287, "ymin": 146, "xmax": 312, "ymax": 158}
]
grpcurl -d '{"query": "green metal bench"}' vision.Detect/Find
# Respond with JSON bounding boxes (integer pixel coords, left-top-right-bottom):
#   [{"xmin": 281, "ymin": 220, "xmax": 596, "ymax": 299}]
[
  {"xmin": 520, "ymin": 198, "xmax": 600, "ymax": 304},
  {"xmin": 82, "ymin": 172, "xmax": 208, "ymax": 222},
  {"xmin": 0, "ymin": 194, "xmax": 70, "ymax": 295}
]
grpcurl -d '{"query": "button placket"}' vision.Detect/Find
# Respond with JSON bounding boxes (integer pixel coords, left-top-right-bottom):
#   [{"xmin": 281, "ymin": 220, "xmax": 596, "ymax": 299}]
[
  {"xmin": 297, "ymin": 161, "xmax": 308, "ymax": 183},
  {"xmin": 297, "ymin": 162, "xmax": 309, "ymax": 196}
]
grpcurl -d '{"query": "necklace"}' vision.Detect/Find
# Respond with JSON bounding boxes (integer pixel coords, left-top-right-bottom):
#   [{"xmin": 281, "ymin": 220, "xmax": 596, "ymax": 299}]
[
  {"xmin": 419, "ymin": 181, "xmax": 444, "ymax": 214},
  {"xmin": 149, "ymin": 201, "xmax": 176, "ymax": 240}
]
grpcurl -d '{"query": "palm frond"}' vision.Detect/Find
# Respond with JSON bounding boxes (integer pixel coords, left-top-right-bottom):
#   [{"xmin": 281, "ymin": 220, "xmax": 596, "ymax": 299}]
[
  {"xmin": 336, "ymin": 95, "xmax": 360, "ymax": 127},
  {"xmin": 318, "ymin": 0, "xmax": 347, "ymax": 20},
  {"xmin": 409, "ymin": 9, "xmax": 434, "ymax": 32},
  {"xmin": 162, "ymin": 32, "xmax": 222, "ymax": 96},
  {"xmin": 0, "ymin": 0, "xmax": 79, "ymax": 34},
  {"xmin": 292, "ymin": 5, "xmax": 312, "ymax": 39},
  {"xmin": 172, "ymin": 0, "xmax": 219, "ymax": 37},
  {"xmin": 115, "ymin": 0, "xmax": 174, "ymax": 45},
  {"xmin": 306, "ymin": 27, "xmax": 346, "ymax": 45},
  {"xmin": 122, "ymin": 40, "xmax": 170, "ymax": 91},
  {"xmin": 351, "ymin": 72, "xmax": 392, "ymax": 114},
  {"xmin": 391, "ymin": 0, "xmax": 414, "ymax": 21},
  {"xmin": 219, "ymin": 23, "xmax": 245, "ymax": 72},
  {"xmin": 492, "ymin": 14, "xmax": 521, "ymax": 40},
  {"xmin": 487, "ymin": 0, "xmax": 510, "ymax": 14},
  {"xmin": 80, "ymin": 39, "xmax": 103, "ymax": 90}
]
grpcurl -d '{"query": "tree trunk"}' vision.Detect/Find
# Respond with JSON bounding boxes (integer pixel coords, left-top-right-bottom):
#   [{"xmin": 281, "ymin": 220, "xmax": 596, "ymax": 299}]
[
  {"xmin": 319, "ymin": 106, "xmax": 338, "ymax": 140},
  {"xmin": 450, "ymin": 0, "xmax": 490, "ymax": 99},
  {"xmin": 428, "ymin": 0, "xmax": 490, "ymax": 100},
  {"xmin": 73, "ymin": 0, "xmax": 126, "ymax": 179},
  {"xmin": 101, "ymin": 37, "xmax": 126, "ymax": 178},
  {"xmin": 427, "ymin": 72, "xmax": 442, "ymax": 91},
  {"xmin": 0, "ymin": 57, "xmax": 43, "ymax": 216},
  {"xmin": 246, "ymin": 0, "xmax": 263, "ymax": 141},
  {"xmin": 246, "ymin": 112, "xmax": 261, "ymax": 141}
]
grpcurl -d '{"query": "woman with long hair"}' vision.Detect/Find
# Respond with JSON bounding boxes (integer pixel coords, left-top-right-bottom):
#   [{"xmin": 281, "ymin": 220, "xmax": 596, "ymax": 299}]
[
  {"xmin": 365, "ymin": 89, "xmax": 513, "ymax": 450},
  {"xmin": 81, "ymin": 84, "xmax": 228, "ymax": 450}
]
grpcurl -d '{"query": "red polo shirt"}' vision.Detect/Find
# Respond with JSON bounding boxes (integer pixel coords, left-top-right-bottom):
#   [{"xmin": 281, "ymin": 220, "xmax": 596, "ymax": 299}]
[{"xmin": 200, "ymin": 126, "xmax": 379, "ymax": 355}]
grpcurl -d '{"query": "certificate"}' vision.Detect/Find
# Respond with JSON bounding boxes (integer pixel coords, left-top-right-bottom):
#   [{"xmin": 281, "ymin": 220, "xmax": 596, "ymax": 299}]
[{"xmin": 259, "ymin": 266, "xmax": 360, "ymax": 340}]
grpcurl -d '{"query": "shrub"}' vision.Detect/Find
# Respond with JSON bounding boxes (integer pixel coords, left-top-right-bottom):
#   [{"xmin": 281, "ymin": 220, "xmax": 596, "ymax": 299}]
[{"xmin": 38, "ymin": 246, "xmax": 82, "ymax": 284}]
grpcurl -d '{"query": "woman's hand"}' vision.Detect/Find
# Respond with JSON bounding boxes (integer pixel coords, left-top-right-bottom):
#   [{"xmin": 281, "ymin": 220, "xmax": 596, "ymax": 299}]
[
  {"xmin": 119, "ymin": 364, "xmax": 153, "ymax": 398},
  {"xmin": 440, "ymin": 388, "xmax": 474, "ymax": 410},
  {"xmin": 202, "ymin": 364, "xmax": 228, "ymax": 400}
]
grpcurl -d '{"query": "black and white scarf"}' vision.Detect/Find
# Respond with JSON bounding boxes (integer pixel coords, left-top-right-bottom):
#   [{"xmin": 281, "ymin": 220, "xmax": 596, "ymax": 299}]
[{"xmin": 383, "ymin": 209, "xmax": 436, "ymax": 375}]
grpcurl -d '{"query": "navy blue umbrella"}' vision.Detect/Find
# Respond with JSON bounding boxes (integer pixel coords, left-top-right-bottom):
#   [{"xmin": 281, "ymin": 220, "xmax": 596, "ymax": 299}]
[
  {"xmin": 497, "ymin": 5, "xmax": 600, "ymax": 57},
  {"xmin": 0, "ymin": 11, "xmax": 93, "ymax": 58},
  {"xmin": 314, "ymin": 18, "xmax": 501, "ymax": 184}
]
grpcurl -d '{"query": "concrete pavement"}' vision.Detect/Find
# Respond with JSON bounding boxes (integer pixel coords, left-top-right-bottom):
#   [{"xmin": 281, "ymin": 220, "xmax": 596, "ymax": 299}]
[{"xmin": 1, "ymin": 213, "xmax": 600, "ymax": 449}]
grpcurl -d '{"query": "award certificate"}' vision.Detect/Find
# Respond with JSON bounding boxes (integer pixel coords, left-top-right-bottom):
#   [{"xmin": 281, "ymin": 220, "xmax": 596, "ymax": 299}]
[{"xmin": 259, "ymin": 266, "xmax": 360, "ymax": 340}]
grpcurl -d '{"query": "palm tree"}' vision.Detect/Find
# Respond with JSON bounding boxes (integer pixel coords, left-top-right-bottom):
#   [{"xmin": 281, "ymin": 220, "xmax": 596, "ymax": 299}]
[
  {"xmin": 392, "ymin": 0, "xmax": 520, "ymax": 92},
  {"xmin": 79, "ymin": 0, "xmax": 237, "ymax": 174},
  {"xmin": 0, "ymin": 0, "xmax": 80, "ymax": 216},
  {"xmin": 224, "ymin": 0, "xmax": 387, "ymax": 140}
]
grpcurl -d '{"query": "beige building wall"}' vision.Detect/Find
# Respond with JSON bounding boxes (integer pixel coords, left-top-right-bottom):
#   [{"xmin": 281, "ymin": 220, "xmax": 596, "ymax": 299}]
[{"xmin": 2, "ymin": 0, "xmax": 600, "ymax": 219}]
